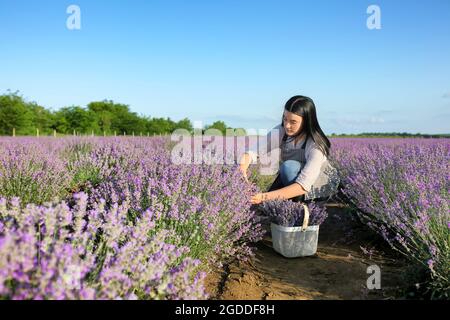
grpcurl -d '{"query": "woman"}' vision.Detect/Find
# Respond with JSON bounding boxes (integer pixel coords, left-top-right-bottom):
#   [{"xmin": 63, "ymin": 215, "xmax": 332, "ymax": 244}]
[{"xmin": 239, "ymin": 95, "xmax": 340, "ymax": 205}]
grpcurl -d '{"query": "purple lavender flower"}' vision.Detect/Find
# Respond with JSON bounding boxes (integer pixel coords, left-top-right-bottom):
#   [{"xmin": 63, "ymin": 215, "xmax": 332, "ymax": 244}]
[
  {"xmin": 0, "ymin": 136, "xmax": 267, "ymax": 299},
  {"xmin": 331, "ymin": 137, "xmax": 449, "ymax": 297},
  {"xmin": 260, "ymin": 199, "xmax": 328, "ymax": 227}
]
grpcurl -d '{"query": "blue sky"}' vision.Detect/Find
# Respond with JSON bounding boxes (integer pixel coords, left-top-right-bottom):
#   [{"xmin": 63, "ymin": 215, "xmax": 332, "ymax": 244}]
[{"xmin": 1, "ymin": 0, "xmax": 449, "ymax": 134}]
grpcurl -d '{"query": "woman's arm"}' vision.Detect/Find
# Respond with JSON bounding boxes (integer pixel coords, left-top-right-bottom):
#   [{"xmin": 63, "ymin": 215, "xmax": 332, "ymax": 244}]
[
  {"xmin": 268, "ymin": 183, "xmax": 306, "ymax": 200},
  {"xmin": 250, "ymin": 144, "xmax": 327, "ymax": 204},
  {"xmin": 251, "ymin": 183, "xmax": 306, "ymax": 204},
  {"xmin": 294, "ymin": 146, "xmax": 327, "ymax": 193}
]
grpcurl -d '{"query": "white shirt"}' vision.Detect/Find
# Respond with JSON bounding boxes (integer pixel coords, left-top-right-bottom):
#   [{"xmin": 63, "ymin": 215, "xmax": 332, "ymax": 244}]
[{"xmin": 245, "ymin": 124, "xmax": 328, "ymax": 193}]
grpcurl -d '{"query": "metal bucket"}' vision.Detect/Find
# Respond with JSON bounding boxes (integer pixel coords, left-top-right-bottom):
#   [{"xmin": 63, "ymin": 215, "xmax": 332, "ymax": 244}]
[{"xmin": 270, "ymin": 203, "xmax": 319, "ymax": 258}]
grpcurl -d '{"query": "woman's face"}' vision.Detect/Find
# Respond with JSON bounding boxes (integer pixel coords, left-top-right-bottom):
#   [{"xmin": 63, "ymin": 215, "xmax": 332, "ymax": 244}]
[{"xmin": 283, "ymin": 110, "xmax": 303, "ymax": 136}]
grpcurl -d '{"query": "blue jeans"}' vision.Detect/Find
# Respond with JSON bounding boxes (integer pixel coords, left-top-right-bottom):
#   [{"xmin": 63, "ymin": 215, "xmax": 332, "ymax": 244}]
[
  {"xmin": 279, "ymin": 160, "xmax": 302, "ymax": 186},
  {"xmin": 268, "ymin": 160, "xmax": 330, "ymax": 204},
  {"xmin": 268, "ymin": 160, "xmax": 301, "ymax": 190},
  {"xmin": 267, "ymin": 160, "xmax": 303, "ymax": 202}
]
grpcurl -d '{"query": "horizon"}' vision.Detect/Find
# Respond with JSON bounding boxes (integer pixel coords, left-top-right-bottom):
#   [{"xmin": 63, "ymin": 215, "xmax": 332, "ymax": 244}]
[
  {"xmin": 1, "ymin": 90, "xmax": 449, "ymax": 136},
  {"xmin": 1, "ymin": 0, "xmax": 449, "ymax": 134}
]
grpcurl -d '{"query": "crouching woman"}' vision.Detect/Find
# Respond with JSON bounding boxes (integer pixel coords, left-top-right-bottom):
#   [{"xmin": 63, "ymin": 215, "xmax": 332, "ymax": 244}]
[{"xmin": 239, "ymin": 95, "xmax": 340, "ymax": 206}]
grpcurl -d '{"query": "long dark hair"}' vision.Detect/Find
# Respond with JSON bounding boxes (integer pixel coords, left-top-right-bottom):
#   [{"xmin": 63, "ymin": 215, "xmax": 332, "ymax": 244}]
[{"xmin": 280, "ymin": 95, "xmax": 331, "ymax": 157}]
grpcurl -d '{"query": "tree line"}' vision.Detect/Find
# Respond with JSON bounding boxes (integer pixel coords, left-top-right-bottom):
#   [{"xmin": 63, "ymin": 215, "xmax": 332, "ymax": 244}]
[
  {"xmin": 0, "ymin": 91, "xmax": 235, "ymax": 136},
  {"xmin": 2, "ymin": 91, "xmax": 447, "ymax": 138},
  {"xmin": 329, "ymin": 132, "xmax": 449, "ymax": 138}
]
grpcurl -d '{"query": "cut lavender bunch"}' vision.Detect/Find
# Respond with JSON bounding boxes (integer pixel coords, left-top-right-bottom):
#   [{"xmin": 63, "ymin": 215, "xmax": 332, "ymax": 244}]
[{"xmin": 260, "ymin": 199, "xmax": 328, "ymax": 227}]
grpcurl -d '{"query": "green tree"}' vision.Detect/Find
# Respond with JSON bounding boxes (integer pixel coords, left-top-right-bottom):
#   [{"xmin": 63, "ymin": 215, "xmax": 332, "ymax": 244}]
[
  {"xmin": 204, "ymin": 120, "xmax": 227, "ymax": 135},
  {"xmin": 0, "ymin": 92, "xmax": 282, "ymax": 138},
  {"xmin": 175, "ymin": 118, "xmax": 193, "ymax": 133},
  {"xmin": 115, "ymin": 112, "xmax": 145, "ymax": 135},
  {"xmin": 51, "ymin": 111, "xmax": 70, "ymax": 134},
  {"xmin": 57, "ymin": 106, "xmax": 97, "ymax": 135},
  {"xmin": 87, "ymin": 100, "xmax": 119, "ymax": 134},
  {"xmin": 0, "ymin": 92, "xmax": 33, "ymax": 135},
  {"xmin": 29, "ymin": 103, "xmax": 53, "ymax": 135},
  {"xmin": 146, "ymin": 117, "xmax": 176, "ymax": 135}
]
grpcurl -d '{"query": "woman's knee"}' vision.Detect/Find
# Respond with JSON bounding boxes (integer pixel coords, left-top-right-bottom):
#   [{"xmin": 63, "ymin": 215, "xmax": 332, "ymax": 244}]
[{"xmin": 279, "ymin": 160, "xmax": 301, "ymax": 185}]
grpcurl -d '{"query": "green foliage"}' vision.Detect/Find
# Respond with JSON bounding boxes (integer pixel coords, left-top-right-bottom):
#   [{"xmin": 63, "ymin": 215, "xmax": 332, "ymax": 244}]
[
  {"xmin": 145, "ymin": 116, "xmax": 175, "ymax": 135},
  {"xmin": 61, "ymin": 141, "xmax": 102, "ymax": 193},
  {"xmin": 175, "ymin": 117, "xmax": 193, "ymax": 132},
  {"xmin": 0, "ymin": 92, "xmax": 34, "ymax": 135},
  {"xmin": 29, "ymin": 103, "xmax": 54, "ymax": 135},
  {"xmin": 0, "ymin": 91, "xmax": 250, "ymax": 137},
  {"xmin": 204, "ymin": 121, "xmax": 227, "ymax": 135},
  {"xmin": 1, "ymin": 91, "xmax": 448, "ymax": 138},
  {"xmin": 55, "ymin": 106, "xmax": 98, "ymax": 134}
]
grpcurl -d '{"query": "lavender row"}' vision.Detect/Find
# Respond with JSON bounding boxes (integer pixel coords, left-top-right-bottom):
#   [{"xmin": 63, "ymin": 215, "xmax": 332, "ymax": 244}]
[
  {"xmin": 0, "ymin": 136, "xmax": 264, "ymax": 299},
  {"xmin": 331, "ymin": 138, "xmax": 449, "ymax": 298}
]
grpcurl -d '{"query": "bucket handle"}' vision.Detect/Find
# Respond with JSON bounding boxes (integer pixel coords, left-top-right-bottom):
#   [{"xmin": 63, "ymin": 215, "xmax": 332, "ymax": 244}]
[{"xmin": 301, "ymin": 203, "xmax": 310, "ymax": 232}]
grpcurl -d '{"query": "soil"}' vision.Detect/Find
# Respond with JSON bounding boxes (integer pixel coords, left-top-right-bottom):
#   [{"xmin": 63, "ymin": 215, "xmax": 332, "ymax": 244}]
[{"xmin": 203, "ymin": 202, "xmax": 408, "ymax": 300}]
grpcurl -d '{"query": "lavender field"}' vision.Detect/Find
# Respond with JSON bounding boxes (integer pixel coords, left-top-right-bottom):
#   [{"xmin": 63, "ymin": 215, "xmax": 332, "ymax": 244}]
[
  {"xmin": 0, "ymin": 136, "xmax": 448, "ymax": 299},
  {"xmin": 331, "ymin": 138, "xmax": 449, "ymax": 298}
]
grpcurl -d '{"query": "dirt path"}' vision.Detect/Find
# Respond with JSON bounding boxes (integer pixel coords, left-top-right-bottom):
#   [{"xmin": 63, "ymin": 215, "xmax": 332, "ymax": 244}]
[{"xmin": 204, "ymin": 203, "xmax": 407, "ymax": 300}]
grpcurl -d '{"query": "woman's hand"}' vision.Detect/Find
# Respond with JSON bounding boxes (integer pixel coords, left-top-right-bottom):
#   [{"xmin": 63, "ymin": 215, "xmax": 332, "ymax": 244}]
[{"xmin": 251, "ymin": 193, "xmax": 268, "ymax": 204}]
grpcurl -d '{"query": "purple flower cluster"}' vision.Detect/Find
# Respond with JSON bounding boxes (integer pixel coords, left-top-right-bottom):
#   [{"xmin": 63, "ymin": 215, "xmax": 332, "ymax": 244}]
[
  {"xmin": 0, "ymin": 138, "xmax": 71, "ymax": 205},
  {"xmin": 260, "ymin": 199, "xmax": 328, "ymax": 227},
  {"xmin": 0, "ymin": 193, "xmax": 206, "ymax": 300},
  {"xmin": 331, "ymin": 138, "xmax": 450, "ymax": 298},
  {"xmin": 83, "ymin": 137, "xmax": 264, "ymax": 266},
  {"xmin": 0, "ymin": 136, "xmax": 264, "ymax": 299}
]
